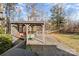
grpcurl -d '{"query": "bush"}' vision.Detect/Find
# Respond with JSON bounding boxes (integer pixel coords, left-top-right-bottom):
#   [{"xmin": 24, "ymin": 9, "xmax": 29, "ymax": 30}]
[
  {"xmin": 0, "ymin": 34, "xmax": 12, "ymax": 54},
  {"xmin": 0, "ymin": 26, "xmax": 5, "ymax": 34}
]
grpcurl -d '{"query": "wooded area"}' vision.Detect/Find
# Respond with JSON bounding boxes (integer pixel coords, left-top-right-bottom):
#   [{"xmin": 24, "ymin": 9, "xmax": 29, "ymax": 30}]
[{"xmin": 48, "ymin": 4, "xmax": 79, "ymax": 33}]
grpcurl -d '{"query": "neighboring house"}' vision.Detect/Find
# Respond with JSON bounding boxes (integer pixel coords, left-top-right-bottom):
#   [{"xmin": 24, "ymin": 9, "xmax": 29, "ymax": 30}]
[
  {"xmin": 0, "ymin": 3, "xmax": 6, "ymax": 34},
  {"xmin": 0, "ymin": 3, "xmax": 4, "ymax": 26}
]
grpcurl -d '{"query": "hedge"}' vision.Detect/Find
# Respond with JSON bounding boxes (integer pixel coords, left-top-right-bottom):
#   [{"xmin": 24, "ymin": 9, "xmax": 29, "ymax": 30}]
[{"xmin": 0, "ymin": 34, "xmax": 12, "ymax": 54}]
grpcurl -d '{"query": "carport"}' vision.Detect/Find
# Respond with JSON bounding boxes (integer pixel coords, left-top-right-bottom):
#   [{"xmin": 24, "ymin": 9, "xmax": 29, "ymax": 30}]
[{"xmin": 10, "ymin": 21, "xmax": 45, "ymax": 45}]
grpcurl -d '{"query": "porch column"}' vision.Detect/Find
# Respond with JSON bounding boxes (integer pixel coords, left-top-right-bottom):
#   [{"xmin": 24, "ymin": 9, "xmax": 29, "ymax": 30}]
[
  {"xmin": 10, "ymin": 24, "xmax": 12, "ymax": 34},
  {"xmin": 42, "ymin": 24, "xmax": 45, "ymax": 44},
  {"xmin": 17, "ymin": 24, "xmax": 19, "ymax": 32},
  {"xmin": 25, "ymin": 24, "xmax": 29, "ymax": 44},
  {"xmin": 31, "ymin": 26, "xmax": 34, "ymax": 33},
  {"xmin": 19, "ymin": 24, "xmax": 23, "ymax": 33}
]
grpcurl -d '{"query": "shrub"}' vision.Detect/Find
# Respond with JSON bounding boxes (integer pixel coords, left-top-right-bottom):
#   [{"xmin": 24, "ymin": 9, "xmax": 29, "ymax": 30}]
[
  {"xmin": 0, "ymin": 26, "xmax": 5, "ymax": 34},
  {"xmin": 0, "ymin": 34, "xmax": 12, "ymax": 54}
]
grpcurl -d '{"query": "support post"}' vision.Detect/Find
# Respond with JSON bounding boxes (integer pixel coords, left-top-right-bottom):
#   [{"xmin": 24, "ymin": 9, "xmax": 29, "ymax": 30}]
[
  {"xmin": 17, "ymin": 24, "xmax": 19, "ymax": 32},
  {"xmin": 42, "ymin": 24, "xmax": 45, "ymax": 45},
  {"xmin": 19, "ymin": 24, "xmax": 23, "ymax": 33},
  {"xmin": 31, "ymin": 26, "xmax": 34, "ymax": 33},
  {"xmin": 26, "ymin": 24, "xmax": 29, "ymax": 45},
  {"xmin": 11, "ymin": 24, "xmax": 12, "ymax": 34}
]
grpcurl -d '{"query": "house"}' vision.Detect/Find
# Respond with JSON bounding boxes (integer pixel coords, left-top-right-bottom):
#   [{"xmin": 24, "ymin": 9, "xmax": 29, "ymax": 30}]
[{"xmin": 0, "ymin": 3, "xmax": 4, "ymax": 26}]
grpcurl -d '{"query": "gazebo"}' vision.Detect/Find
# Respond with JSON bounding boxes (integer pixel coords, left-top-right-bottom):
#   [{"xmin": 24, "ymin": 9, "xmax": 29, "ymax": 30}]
[{"xmin": 10, "ymin": 21, "xmax": 45, "ymax": 45}]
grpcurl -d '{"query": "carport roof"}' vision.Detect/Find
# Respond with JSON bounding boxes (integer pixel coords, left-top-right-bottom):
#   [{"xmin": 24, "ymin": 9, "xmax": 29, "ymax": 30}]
[{"xmin": 10, "ymin": 21, "xmax": 44, "ymax": 24}]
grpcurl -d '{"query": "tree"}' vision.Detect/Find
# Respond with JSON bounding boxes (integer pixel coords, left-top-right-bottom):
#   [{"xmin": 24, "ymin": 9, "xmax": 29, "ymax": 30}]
[
  {"xmin": 26, "ymin": 3, "xmax": 46, "ymax": 21},
  {"xmin": 26, "ymin": 3, "xmax": 38, "ymax": 21},
  {"xmin": 4, "ymin": 3, "xmax": 16, "ymax": 34},
  {"xmin": 50, "ymin": 4, "xmax": 66, "ymax": 32}
]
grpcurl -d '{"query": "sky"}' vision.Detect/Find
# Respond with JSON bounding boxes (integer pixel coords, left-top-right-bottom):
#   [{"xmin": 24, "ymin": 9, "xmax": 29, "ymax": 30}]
[
  {"xmin": 14, "ymin": 3, "xmax": 53, "ymax": 21},
  {"xmin": 64, "ymin": 4, "xmax": 79, "ymax": 21},
  {"xmin": 10, "ymin": 3, "xmax": 79, "ymax": 21}
]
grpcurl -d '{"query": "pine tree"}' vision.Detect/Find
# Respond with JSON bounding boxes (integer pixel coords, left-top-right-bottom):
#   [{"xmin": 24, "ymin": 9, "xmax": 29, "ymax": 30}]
[{"xmin": 50, "ymin": 4, "xmax": 65, "ymax": 31}]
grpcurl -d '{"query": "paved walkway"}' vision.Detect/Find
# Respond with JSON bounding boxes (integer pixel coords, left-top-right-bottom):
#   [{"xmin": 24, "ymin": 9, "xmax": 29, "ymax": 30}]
[
  {"xmin": 46, "ymin": 34, "xmax": 79, "ymax": 55},
  {"xmin": 1, "ymin": 48, "xmax": 35, "ymax": 56},
  {"xmin": 27, "ymin": 34, "xmax": 79, "ymax": 55},
  {"xmin": 30, "ymin": 45, "xmax": 75, "ymax": 56}
]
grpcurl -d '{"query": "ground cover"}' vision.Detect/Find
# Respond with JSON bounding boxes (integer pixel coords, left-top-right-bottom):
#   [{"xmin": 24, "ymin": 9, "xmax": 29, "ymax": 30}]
[{"xmin": 52, "ymin": 33, "xmax": 79, "ymax": 52}]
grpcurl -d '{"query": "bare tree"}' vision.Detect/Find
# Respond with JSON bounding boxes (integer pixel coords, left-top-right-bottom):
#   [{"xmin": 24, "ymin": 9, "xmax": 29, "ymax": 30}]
[
  {"xmin": 26, "ymin": 3, "xmax": 46, "ymax": 21},
  {"xmin": 5, "ymin": 3, "xmax": 16, "ymax": 34}
]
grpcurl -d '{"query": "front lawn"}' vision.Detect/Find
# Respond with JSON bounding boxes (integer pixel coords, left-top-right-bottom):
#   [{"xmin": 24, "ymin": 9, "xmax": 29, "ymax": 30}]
[{"xmin": 52, "ymin": 33, "xmax": 79, "ymax": 52}]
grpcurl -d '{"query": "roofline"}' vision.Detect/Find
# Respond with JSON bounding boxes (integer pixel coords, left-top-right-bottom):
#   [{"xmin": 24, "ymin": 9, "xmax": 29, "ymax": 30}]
[{"xmin": 10, "ymin": 21, "xmax": 44, "ymax": 25}]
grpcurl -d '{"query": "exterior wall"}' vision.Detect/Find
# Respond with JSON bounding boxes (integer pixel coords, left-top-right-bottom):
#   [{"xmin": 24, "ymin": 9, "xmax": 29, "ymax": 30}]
[
  {"xmin": 0, "ymin": 3, "xmax": 4, "ymax": 13},
  {"xmin": 0, "ymin": 3, "xmax": 4, "ymax": 25}
]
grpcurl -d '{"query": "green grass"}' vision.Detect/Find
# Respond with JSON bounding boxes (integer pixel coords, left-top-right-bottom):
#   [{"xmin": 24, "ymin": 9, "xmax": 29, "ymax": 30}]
[
  {"xmin": 61, "ymin": 34, "xmax": 79, "ymax": 40},
  {"xmin": 52, "ymin": 33, "xmax": 79, "ymax": 52}
]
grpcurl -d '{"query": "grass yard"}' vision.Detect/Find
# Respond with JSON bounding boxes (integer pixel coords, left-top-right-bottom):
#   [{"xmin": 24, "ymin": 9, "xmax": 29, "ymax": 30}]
[{"xmin": 52, "ymin": 33, "xmax": 79, "ymax": 52}]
